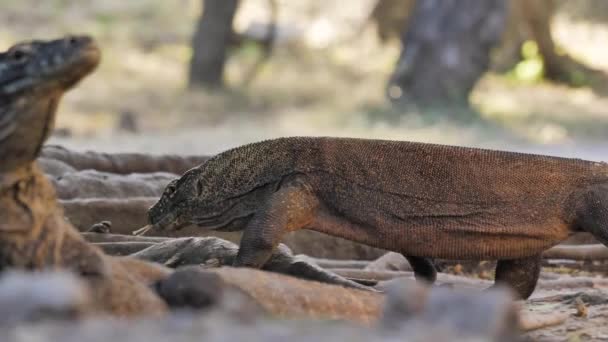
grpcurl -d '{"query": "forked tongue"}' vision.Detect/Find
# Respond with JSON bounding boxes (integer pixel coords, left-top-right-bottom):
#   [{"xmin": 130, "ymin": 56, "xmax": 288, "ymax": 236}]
[{"xmin": 133, "ymin": 224, "xmax": 155, "ymax": 236}]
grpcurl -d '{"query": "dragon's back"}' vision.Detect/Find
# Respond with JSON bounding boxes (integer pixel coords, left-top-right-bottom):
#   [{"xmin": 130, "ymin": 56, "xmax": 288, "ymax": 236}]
[
  {"xmin": 300, "ymin": 137, "xmax": 607, "ymax": 204},
  {"xmin": 282, "ymin": 137, "xmax": 607, "ymax": 258},
  {"xmin": 209, "ymin": 137, "xmax": 607, "ymax": 207}
]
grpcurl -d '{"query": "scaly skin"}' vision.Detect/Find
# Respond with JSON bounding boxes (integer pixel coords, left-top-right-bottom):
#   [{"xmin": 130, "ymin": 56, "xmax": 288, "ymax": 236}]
[
  {"xmin": 0, "ymin": 36, "xmax": 167, "ymax": 316},
  {"xmin": 147, "ymin": 137, "xmax": 608, "ymax": 299}
]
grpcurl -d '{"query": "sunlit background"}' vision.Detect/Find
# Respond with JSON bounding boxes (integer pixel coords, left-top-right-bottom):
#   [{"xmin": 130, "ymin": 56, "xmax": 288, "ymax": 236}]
[{"xmin": 2, "ymin": 0, "xmax": 608, "ymax": 160}]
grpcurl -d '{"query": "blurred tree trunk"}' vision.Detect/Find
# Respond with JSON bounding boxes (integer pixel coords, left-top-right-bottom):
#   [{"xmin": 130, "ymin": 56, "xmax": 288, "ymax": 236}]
[
  {"xmin": 490, "ymin": 0, "xmax": 530, "ymax": 72},
  {"xmin": 495, "ymin": 0, "xmax": 604, "ymax": 85},
  {"xmin": 516, "ymin": 0, "xmax": 600, "ymax": 85},
  {"xmin": 189, "ymin": 0, "xmax": 240, "ymax": 88},
  {"xmin": 388, "ymin": 0, "xmax": 507, "ymax": 107},
  {"xmin": 369, "ymin": 0, "xmax": 415, "ymax": 43},
  {"xmin": 517, "ymin": 0, "xmax": 561, "ymax": 79}
]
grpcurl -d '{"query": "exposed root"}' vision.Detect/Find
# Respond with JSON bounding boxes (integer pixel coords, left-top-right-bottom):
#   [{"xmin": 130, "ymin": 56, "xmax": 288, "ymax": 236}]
[
  {"xmin": 543, "ymin": 244, "xmax": 608, "ymax": 260},
  {"xmin": 41, "ymin": 145, "xmax": 209, "ymax": 175},
  {"xmin": 50, "ymin": 171, "xmax": 174, "ymax": 200},
  {"xmin": 94, "ymin": 242, "xmax": 157, "ymax": 256},
  {"xmin": 519, "ymin": 312, "xmax": 569, "ymax": 331}
]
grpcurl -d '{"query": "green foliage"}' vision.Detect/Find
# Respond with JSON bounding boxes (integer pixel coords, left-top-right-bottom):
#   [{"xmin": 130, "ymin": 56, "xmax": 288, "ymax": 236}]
[{"xmin": 510, "ymin": 40, "xmax": 545, "ymax": 84}]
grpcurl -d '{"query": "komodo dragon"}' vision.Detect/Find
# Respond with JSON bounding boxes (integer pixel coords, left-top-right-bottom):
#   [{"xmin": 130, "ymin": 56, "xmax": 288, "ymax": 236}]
[
  {"xmin": 0, "ymin": 36, "xmax": 167, "ymax": 315},
  {"xmin": 140, "ymin": 137, "xmax": 608, "ymax": 299}
]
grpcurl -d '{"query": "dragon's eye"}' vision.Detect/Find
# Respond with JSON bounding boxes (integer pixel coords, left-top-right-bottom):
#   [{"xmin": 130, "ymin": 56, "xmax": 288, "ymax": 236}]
[
  {"xmin": 8, "ymin": 48, "xmax": 30, "ymax": 63},
  {"xmin": 164, "ymin": 182, "xmax": 177, "ymax": 196},
  {"xmin": 196, "ymin": 179, "xmax": 204, "ymax": 196}
]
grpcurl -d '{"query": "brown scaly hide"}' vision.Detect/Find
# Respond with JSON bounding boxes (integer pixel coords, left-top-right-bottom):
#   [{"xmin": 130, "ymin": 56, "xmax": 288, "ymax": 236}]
[
  {"xmin": 0, "ymin": 97, "xmax": 60, "ymax": 173},
  {"xmin": 151, "ymin": 137, "xmax": 608, "ymax": 259},
  {"xmin": 147, "ymin": 136, "xmax": 608, "ymax": 298},
  {"xmin": 0, "ymin": 164, "xmax": 167, "ymax": 316}
]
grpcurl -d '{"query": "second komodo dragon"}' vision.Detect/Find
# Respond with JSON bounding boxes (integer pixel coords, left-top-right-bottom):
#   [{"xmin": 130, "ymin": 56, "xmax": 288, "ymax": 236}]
[
  {"xmin": 0, "ymin": 36, "xmax": 168, "ymax": 316},
  {"xmin": 140, "ymin": 137, "xmax": 608, "ymax": 299}
]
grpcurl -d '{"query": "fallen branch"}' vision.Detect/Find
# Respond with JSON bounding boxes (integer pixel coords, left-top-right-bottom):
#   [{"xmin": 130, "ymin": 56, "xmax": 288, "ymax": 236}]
[
  {"xmin": 60, "ymin": 197, "xmax": 157, "ymax": 232},
  {"xmin": 38, "ymin": 157, "xmax": 76, "ymax": 177},
  {"xmin": 519, "ymin": 312, "xmax": 569, "ymax": 331},
  {"xmin": 561, "ymin": 232, "xmax": 598, "ymax": 245},
  {"xmin": 330, "ymin": 269, "xmax": 495, "ymax": 291},
  {"xmin": 94, "ymin": 242, "xmax": 157, "ymax": 256},
  {"xmin": 40, "ymin": 145, "xmax": 210, "ymax": 175},
  {"xmin": 543, "ymin": 244, "xmax": 608, "ymax": 260},
  {"xmin": 82, "ymin": 232, "xmax": 170, "ymax": 244},
  {"xmin": 537, "ymin": 277, "xmax": 608, "ymax": 290},
  {"xmin": 530, "ymin": 291, "xmax": 608, "ymax": 306},
  {"xmin": 364, "ymin": 252, "xmax": 413, "ymax": 272},
  {"xmin": 306, "ymin": 257, "xmax": 370, "ymax": 270},
  {"xmin": 51, "ymin": 171, "xmax": 175, "ymax": 200},
  {"xmin": 329, "ymin": 269, "xmax": 413, "ymax": 282}
]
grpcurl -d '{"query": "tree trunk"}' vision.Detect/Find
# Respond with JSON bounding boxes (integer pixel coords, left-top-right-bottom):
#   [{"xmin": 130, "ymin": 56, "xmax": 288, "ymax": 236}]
[
  {"xmin": 388, "ymin": 0, "xmax": 507, "ymax": 107},
  {"xmin": 491, "ymin": 0, "xmax": 530, "ymax": 72},
  {"xmin": 188, "ymin": 0, "xmax": 240, "ymax": 88},
  {"xmin": 516, "ymin": 0, "xmax": 604, "ymax": 86},
  {"xmin": 369, "ymin": 0, "xmax": 415, "ymax": 43}
]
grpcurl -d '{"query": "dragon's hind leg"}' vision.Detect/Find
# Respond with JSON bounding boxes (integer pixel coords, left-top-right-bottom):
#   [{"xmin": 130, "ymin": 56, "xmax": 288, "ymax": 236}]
[
  {"xmin": 404, "ymin": 255, "xmax": 437, "ymax": 284},
  {"xmin": 493, "ymin": 255, "xmax": 541, "ymax": 299},
  {"xmin": 573, "ymin": 184, "xmax": 608, "ymax": 246}
]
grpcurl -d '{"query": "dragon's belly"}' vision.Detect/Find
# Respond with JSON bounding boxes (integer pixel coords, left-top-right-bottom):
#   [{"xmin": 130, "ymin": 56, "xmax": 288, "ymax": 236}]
[
  {"xmin": 312, "ymin": 208, "xmax": 573, "ymax": 260},
  {"xmin": 390, "ymin": 220, "xmax": 572, "ymax": 260}
]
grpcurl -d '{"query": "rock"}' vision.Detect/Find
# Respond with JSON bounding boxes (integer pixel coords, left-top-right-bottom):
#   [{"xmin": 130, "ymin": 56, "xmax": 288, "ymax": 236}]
[
  {"xmin": 365, "ymin": 252, "xmax": 412, "ymax": 272},
  {"xmin": 0, "ymin": 271, "xmax": 91, "ymax": 324},
  {"xmin": 380, "ymin": 281, "xmax": 519, "ymax": 340}
]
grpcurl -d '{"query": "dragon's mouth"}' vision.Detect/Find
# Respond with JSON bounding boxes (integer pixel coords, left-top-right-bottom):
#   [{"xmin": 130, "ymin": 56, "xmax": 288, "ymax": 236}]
[
  {"xmin": 134, "ymin": 211, "xmax": 187, "ymax": 235},
  {"xmin": 46, "ymin": 39, "xmax": 100, "ymax": 89},
  {"xmin": 193, "ymin": 212, "xmax": 254, "ymax": 232}
]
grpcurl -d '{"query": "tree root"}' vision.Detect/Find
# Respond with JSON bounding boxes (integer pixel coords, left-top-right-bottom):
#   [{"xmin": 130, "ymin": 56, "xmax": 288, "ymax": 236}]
[
  {"xmin": 60, "ymin": 197, "xmax": 158, "ymax": 232},
  {"xmin": 95, "ymin": 242, "xmax": 158, "ymax": 256},
  {"xmin": 543, "ymin": 244, "xmax": 608, "ymax": 260},
  {"xmin": 537, "ymin": 277, "xmax": 608, "ymax": 290},
  {"xmin": 306, "ymin": 257, "xmax": 370, "ymax": 270},
  {"xmin": 51, "ymin": 171, "xmax": 175, "ymax": 200},
  {"xmin": 519, "ymin": 312, "xmax": 569, "ymax": 331},
  {"xmin": 83, "ymin": 232, "xmax": 170, "ymax": 244},
  {"xmin": 41, "ymin": 145, "xmax": 209, "ymax": 175}
]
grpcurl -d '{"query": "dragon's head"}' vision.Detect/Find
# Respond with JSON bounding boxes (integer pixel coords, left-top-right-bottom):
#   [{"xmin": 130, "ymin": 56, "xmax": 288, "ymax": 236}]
[
  {"xmin": 139, "ymin": 149, "xmax": 280, "ymax": 236},
  {"xmin": 0, "ymin": 35, "xmax": 100, "ymax": 98},
  {"xmin": 0, "ymin": 36, "xmax": 100, "ymax": 171}
]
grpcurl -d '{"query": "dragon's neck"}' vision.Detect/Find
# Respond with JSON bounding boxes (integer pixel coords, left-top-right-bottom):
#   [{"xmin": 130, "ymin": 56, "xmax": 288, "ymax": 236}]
[{"xmin": 0, "ymin": 93, "xmax": 60, "ymax": 172}]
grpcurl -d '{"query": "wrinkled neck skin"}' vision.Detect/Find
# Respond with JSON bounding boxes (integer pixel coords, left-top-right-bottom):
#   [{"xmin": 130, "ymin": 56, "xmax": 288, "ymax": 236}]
[
  {"xmin": 0, "ymin": 163, "xmax": 63, "ymax": 270},
  {"xmin": 0, "ymin": 161, "xmax": 108, "ymax": 276},
  {"xmin": 190, "ymin": 182, "xmax": 277, "ymax": 232},
  {"xmin": 0, "ymin": 91, "xmax": 61, "ymax": 172}
]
